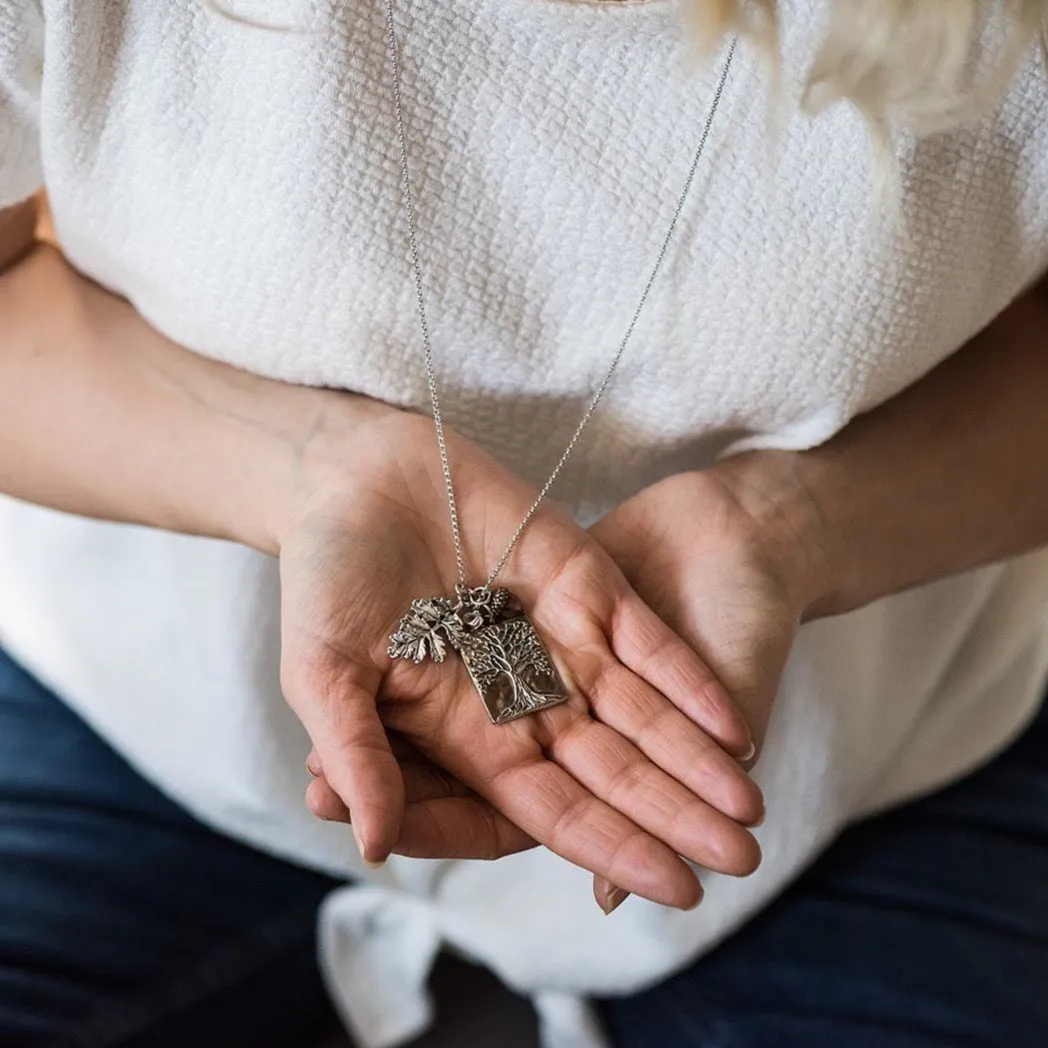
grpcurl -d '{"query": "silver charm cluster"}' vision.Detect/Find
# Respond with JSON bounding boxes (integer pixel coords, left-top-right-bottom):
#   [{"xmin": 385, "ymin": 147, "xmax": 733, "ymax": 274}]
[{"xmin": 387, "ymin": 584, "xmax": 516, "ymax": 664}]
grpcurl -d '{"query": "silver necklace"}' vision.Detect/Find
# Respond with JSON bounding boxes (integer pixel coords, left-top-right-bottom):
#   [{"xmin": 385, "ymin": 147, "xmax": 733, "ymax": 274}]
[{"xmin": 384, "ymin": 1, "xmax": 737, "ymax": 724}]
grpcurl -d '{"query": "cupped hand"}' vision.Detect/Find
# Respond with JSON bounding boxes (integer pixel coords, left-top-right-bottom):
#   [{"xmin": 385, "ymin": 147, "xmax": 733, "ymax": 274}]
[
  {"xmin": 586, "ymin": 458, "xmax": 817, "ymax": 909},
  {"xmin": 589, "ymin": 462, "xmax": 809, "ymax": 753},
  {"xmin": 305, "ymin": 736, "xmax": 537, "ymax": 861},
  {"xmin": 278, "ymin": 405, "xmax": 763, "ymax": 907}
]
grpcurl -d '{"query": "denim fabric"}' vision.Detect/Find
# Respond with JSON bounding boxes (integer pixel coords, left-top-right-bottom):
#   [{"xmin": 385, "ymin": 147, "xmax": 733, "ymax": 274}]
[
  {"xmin": 1, "ymin": 643, "xmax": 1046, "ymax": 1047},
  {"xmin": 599, "ymin": 697, "xmax": 1048, "ymax": 1047},
  {"xmin": 0, "ymin": 648, "xmax": 342, "ymax": 1047}
]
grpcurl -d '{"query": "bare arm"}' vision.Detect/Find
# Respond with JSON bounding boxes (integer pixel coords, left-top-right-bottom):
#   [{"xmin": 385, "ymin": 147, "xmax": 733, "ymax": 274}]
[
  {"xmin": 0, "ymin": 198, "xmax": 390, "ymax": 553},
  {"xmin": 719, "ymin": 277, "xmax": 1048, "ymax": 619},
  {"xmin": 577, "ymin": 279, "xmax": 1048, "ymax": 913}
]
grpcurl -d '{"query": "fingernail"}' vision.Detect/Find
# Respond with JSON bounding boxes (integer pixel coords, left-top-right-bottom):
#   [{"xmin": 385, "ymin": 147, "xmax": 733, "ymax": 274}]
[
  {"xmin": 305, "ymin": 752, "xmax": 321, "ymax": 776},
  {"xmin": 600, "ymin": 887, "xmax": 630, "ymax": 915},
  {"xmin": 739, "ymin": 740, "xmax": 756, "ymax": 762},
  {"xmin": 353, "ymin": 824, "xmax": 388, "ymax": 869}
]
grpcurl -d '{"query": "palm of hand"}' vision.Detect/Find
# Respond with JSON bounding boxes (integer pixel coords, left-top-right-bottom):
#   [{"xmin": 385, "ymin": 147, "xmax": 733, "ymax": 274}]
[
  {"xmin": 591, "ymin": 468, "xmax": 801, "ymax": 754},
  {"xmin": 280, "ymin": 416, "xmax": 762, "ymax": 907}
]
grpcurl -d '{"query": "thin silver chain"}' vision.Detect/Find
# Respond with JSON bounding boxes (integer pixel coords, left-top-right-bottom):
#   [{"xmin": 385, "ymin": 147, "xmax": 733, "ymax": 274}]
[{"xmin": 384, "ymin": 0, "xmax": 736, "ymax": 591}]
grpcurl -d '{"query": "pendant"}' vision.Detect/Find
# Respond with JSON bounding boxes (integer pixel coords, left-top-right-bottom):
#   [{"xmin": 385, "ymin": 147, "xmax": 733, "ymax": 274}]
[{"xmin": 387, "ymin": 585, "xmax": 568, "ymax": 724}]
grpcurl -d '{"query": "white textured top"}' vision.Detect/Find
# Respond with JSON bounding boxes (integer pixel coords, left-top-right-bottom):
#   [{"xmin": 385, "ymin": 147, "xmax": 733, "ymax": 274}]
[{"xmin": 3, "ymin": 3, "xmax": 1048, "ymax": 1046}]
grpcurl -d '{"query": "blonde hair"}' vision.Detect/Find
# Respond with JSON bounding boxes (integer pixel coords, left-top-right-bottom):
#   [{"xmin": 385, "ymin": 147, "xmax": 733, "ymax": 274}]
[
  {"xmin": 209, "ymin": 1, "xmax": 1047, "ymax": 145},
  {"xmin": 688, "ymin": 1, "xmax": 1048, "ymax": 135}
]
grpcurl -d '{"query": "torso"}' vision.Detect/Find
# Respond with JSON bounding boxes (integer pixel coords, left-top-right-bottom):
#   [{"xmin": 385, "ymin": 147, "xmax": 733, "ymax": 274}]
[{"xmin": 43, "ymin": 0, "xmax": 1048, "ymax": 519}]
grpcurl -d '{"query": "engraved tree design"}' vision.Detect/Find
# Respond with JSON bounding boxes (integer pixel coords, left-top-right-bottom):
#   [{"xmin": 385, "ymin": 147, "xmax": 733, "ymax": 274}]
[{"xmin": 464, "ymin": 617, "xmax": 563, "ymax": 723}]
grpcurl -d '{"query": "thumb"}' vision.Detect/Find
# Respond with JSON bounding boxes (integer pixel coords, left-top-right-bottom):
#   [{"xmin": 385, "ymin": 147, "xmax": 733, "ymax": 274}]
[{"xmin": 283, "ymin": 654, "xmax": 405, "ymax": 864}]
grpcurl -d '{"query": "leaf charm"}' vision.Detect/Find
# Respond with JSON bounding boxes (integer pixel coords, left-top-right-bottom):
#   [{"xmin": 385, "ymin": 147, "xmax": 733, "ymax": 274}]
[{"xmin": 387, "ymin": 597, "xmax": 465, "ymax": 664}]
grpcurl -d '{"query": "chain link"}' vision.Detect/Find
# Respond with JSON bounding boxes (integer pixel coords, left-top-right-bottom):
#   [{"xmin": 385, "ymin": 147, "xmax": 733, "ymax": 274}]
[
  {"xmin": 384, "ymin": 0, "xmax": 468, "ymax": 586},
  {"xmin": 384, "ymin": 0, "xmax": 736, "ymax": 590}
]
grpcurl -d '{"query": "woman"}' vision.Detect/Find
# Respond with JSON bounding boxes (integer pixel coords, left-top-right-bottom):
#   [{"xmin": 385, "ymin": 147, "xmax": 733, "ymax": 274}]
[{"xmin": 1, "ymin": 0, "xmax": 1047, "ymax": 1045}]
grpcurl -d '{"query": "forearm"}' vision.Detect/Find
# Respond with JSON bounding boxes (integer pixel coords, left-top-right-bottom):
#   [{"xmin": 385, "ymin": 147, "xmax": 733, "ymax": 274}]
[
  {"xmin": 719, "ymin": 280, "xmax": 1048, "ymax": 620},
  {"xmin": 0, "ymin": 237, "xmax": 388, "ymax": 555}
]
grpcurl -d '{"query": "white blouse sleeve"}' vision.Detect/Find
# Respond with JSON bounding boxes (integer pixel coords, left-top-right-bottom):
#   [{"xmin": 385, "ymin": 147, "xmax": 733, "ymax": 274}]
[{"xmin": 0, "ymin": 1, "xmax": 43, "ymax": 208}]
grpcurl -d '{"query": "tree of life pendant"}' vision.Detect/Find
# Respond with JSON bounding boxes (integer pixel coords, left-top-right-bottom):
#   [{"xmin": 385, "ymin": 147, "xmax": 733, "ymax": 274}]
[{"xmin": 387, "ymin": 585, "xmax": 568, "ymax": 724}]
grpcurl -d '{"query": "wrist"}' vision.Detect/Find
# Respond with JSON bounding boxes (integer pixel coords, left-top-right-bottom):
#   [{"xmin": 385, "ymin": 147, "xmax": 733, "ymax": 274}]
[
  {"xmin": 263, "ymin": 388, "xmax": 414, "ymax": 554},
  {"xmin": 81, "ymin": 264, "xmax": 408, "ymax": 556},
  {"xmin": 0, "ymin": 241, "xmax": 413, "ymax": 556},
  {"xmin": 706, "ymin": 449, "xmax": 836, "ymax": 623}
]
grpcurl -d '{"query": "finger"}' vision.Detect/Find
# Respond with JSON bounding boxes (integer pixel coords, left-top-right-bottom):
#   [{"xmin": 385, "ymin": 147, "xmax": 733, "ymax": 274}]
[
  {"xmin": 477, "ymin": 755, "xmax": 703, "ymax": 909},
  {"xmin": 396, "ymin": 798, "xmax": 536, "ymax": 860},
  {"xmin": 309, "ymin": 755, "xmax": 472, "ymax": 806},
  {"xmin": 306, "ymin": 774, "xmax": 353, "ymax": 822},
  {"xmin": 538, "ymin": 707, "xmax": 762, "ymax": 878},
  {"xmin": 584, "ymin": 658, "xmax": 764, "ymax": 826},
  {"xmin": 592, "ymin": 875, "xmax": 636, "ymax": 916},
  {"xmin": 610, "ymin": 594, "xmax": 754, "ymax": 758},
  {"xmin": 306, "ymin": 776, "xmax": 535, "ymax": 860},
  {"xmin": 283, "ymin": 654, "xmax": 404, "ymax": 864}
]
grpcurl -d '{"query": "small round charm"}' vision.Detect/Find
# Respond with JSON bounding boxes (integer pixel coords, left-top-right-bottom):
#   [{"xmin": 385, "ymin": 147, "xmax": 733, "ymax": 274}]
[{"xmin": 453, "ymin": 584, "xmax": 515, "ymax": 631}]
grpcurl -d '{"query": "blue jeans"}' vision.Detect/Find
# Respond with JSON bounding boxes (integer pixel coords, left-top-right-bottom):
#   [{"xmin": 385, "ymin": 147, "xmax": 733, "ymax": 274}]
[{"xmin": 1, "ymin": 645, "xmax": 1047, "ymax": 1047}]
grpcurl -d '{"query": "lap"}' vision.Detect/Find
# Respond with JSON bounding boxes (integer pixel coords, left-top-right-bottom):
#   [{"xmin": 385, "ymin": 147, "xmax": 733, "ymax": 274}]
[
  {"xmin": 600, "ymin": 696, "xmax": 1048, "ymax": 1048},
  {"xmin": 0, "ymin": 648, "xmax": 342, "ymax": 1047}
]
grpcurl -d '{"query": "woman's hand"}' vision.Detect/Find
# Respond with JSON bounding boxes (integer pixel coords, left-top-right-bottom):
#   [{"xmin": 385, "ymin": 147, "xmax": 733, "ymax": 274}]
[
  {"xmin": 277, "ymin": 404, "xmax": 764, "ymax": 908},
  {"xmin": 589, "ymin": 460, "xmax": 818, "ymax": 755},
  {"xmin": 305, "ymin": 736, "xmax": 537, "ymax": 861},
  {"xmin": 584, "ymin": 456, "xmax": 823, "ymax": 910}
]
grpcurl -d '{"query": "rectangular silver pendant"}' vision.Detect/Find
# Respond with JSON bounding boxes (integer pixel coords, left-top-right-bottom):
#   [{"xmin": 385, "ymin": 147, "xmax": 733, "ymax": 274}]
[{"xmin": 457, "ymin": 614, "xmax": 568, "ymax": 725}]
